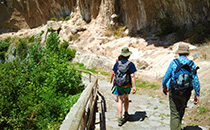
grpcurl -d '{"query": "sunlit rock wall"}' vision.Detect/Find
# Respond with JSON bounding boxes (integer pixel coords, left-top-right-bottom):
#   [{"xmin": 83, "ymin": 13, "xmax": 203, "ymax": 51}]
[
  {"xmin": 0, "ymin": 0, "xmax": 209, "ymax": 34},
  {"xmin": 0, "ymin": 0, "xmax": 77, "ymax": 32},
  {"xmin": 113, "ymin": 0, "xmax": 210, "ymax": 34}
]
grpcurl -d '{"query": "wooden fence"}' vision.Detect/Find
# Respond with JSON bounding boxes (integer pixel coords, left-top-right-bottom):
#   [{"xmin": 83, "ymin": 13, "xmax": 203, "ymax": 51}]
[{"xmin": 60, "ymin": 70, "xmax": 98, "ymax": 130}]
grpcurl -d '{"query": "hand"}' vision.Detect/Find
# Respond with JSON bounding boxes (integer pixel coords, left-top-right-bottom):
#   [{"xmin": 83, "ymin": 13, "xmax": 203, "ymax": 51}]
[
  {"xmin": 163, "ymin": 87, "xmax": 168, "ymax": 95},
  {"xmin": 132, "ymin": 87, "xmax": 136, "ymax": 94},
  {"xmin": 194, "ymin": 95, "xmax": 199, "ymax": 105}
]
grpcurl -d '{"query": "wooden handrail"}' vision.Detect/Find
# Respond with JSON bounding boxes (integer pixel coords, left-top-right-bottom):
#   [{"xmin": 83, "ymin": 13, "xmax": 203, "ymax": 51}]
[
  {"xmin": 60, "ymin": 70, "xmax": 98, "ymax": 130},
  {"xmin": 78, "ymin": 69, "xmax": 97, "ymax": 82}
]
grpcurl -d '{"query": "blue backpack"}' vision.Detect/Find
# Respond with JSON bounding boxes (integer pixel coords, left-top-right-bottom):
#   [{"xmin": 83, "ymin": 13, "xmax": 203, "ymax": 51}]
[{"xmin": 170, "ymin": 59, "xmax": 194, "ymax": 96}]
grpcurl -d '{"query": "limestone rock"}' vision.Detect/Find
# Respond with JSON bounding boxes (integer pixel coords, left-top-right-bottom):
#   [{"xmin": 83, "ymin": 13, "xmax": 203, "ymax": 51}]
[
  {"xmin": 47, "ymin": 21, "xmax": 61, "ymax": 31},
  {"xmin": 72, "ymin": 51, "xmax": 114, "ymax": 72},
  {"xmin": 1, "ymin": 0, "xmax": 210, "ymax": 36}
]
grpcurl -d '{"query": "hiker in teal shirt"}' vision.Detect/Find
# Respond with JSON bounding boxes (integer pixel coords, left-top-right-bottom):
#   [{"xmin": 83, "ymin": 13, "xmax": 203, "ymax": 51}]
[{"xmin": 162, "ymin": 44, "xmax": 200, "ymax": 130}]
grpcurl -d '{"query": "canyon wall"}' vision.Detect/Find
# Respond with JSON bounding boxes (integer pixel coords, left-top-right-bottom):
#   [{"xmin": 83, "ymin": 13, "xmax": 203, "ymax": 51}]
[
  {"xmin": 0, "ymin": 0, "xmax": 210, "ymax": 34},
  {"xmin": 0, "ymin": 0, "xmax": 77, "ymax": 32}
]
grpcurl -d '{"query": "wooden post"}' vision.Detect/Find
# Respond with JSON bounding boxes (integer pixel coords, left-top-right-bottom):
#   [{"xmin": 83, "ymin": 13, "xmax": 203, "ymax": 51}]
[{"xmin": 89, "ymin": 73, "xmax": 91, "ymax": 82}]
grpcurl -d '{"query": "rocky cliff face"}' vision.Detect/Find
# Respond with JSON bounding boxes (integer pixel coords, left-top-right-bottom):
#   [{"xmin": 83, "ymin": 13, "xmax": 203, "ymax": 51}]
[
  {"xmin": 0, "ymin": 0, "xmax": 77, "ymax": 33},
  {"xmin": 114, "ymin": 0, "xmax": 210, "ymax": 34},
  {"xmin": 1, "ymin": 0, "xmax": 210, "ymax": 34}
]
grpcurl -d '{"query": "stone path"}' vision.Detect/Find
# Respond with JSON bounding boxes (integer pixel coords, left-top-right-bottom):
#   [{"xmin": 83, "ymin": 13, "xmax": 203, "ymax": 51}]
[{"xmin": 94, "ymin": 78, "xmax": 208, "ymax": 130}]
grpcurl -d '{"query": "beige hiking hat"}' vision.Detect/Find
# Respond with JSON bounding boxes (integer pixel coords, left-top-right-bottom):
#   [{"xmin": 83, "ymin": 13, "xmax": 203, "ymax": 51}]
[
  {"xmin": 177, "ymin": 44, "xmax": 189, "ymax": 54},
  {"xmin": 121, "ymin": 47, "xmax": 132, "ymax": 57}
]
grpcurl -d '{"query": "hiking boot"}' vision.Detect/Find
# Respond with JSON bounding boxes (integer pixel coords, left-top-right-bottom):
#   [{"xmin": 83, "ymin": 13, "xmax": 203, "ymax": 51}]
[
  {"xmin": 118, "ymin": 117, "xmax": 123, "ymax": 126},
  {"xmin": 124, "ymin": 112, "xmax": 130, "ymax": 121}
]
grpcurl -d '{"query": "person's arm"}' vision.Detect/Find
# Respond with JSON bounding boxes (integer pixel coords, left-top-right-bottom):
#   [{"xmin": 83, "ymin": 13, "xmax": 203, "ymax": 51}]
[
  {"xmin": 131, "ymin": 73, "xmax": 136, "ymax": 94},
  {"xmin": 193, "ymin": 75, "xmax": 200, "ymax": 104},
  {"xmin": 194, "ymin": 94, "xmax": 199, "ymax": 105},
  {"xmin": 110, "ymin": 71, "xmax": 115, "ymax": 83},
  {"xmin": 191, "ymin": 62, "xmax": 200, "ymax": 104},
  {"xmin": 162, "ymin": 60, "xmax": 174, "ymax": 95},
  {"xmin": 163, "ymin": 87, "xmax": 168, "ymax": 95}
]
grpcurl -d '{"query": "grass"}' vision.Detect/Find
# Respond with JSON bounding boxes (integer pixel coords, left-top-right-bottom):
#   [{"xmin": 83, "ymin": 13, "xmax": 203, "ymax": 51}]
[
  {"xmin": 73, "ymin": 62, "xmax": 110, "ymax": 77},
  {"xmin": 50, "ymin": 16, "xmax": 70, "ymax": 21},
  {"xmin": 74, "ymin": 62, "xmax": 97, "ymax": 73},
  {"xmin": 104, "ymin": 24, "xmax": 127, "ymax": 37},
  {"xmin": 184, "ymin": 99, "xmax": 210, "ymax": 127},
  {"xmin": 159, "ymin": 113, "xmax": 169, "ymax": 120},
  {"xmin": 97, "ymin": 69, "xmax": 110, "ymax": 77},
  {"xmin": 69, "ymin": 34, "xmax": 80, "ymax": 41},
  {"xmin": 136, "ymin": 80, "xmax": 159, "ymax": 90},
  {"xmin": 159, "ymin": 100, "xmax": 163, "ymax": 103},
  {"xmin": 198, "ymin": 107, "xmax": 209, "ymax": 114},
  {"xmin": 199, "ymin": 42, "xmax": 210, "ymax": 60}
]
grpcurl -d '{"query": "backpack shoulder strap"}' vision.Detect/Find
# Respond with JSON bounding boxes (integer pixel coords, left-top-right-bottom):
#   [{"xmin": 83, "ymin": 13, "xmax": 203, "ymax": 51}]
[
  {"xmin": 118, "ymin": 61, "xmax": 122, "ymax": 65},
  {"xmin": 174, "ymin": 59, "xmax": 182, "ymax": 74},
  {"xmin": 174, "ymin": 58, "xmax": 180, "ymax": 66},
  {"xmin": 175, "ymin": 59, "xmax": 193, "ymax": 67},
  {"xmin": 188, "ymin": 60, "xmax": 193, "ymax": 67},
  {"xmin": 125, "ymin": 61, "xmax": 130, "ymax": 66}
]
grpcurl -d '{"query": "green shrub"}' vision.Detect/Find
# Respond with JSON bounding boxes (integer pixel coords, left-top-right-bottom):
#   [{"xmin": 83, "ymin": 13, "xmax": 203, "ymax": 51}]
[
  {"xmin": 16, "ymin": 38, "xmax": 28, "ymax": 60},
  {"xmin": 0, "ymin": 37, "xmax": 12, "ymax": 62},
  {"xmin": 50, "ymin": 17, "xmax": 57, "ymax": 21},
  {"xmin": 28, "ymin": 42, "xmax": 43, "ymax": 64},
  {"xmin": 158, "ymin": 12, "xmax": 179, "ymax": 36},
  {"xmin": 0, "ymin": 32, "xmax": 83, "ymax": 130},
  {"xmin": 59, "ymin": 41, "xmax": 76, "ymax": 61},
  {"xmin": 65, "ymin": 16, "xmax": 70, "ymax": 21},
  {"xmin": 113, "ymin": 29, "xmax": 120, "ymax": 36},
  {"xmin": 60, "ymin": 41, "xmax": 69, "ymax": 49},
  {"xmin": 28, "ymin": 35, "xmax": 35, "ymax": 43},
  {"xmin": 190, "ymin": 22, "xmax": 210, "ymax": 43},
  {"xmin": 65, "ymin": 48, "xmax": 76, "ymax": 61},
  {"xmin": 45, "ymin": 32, "xmax": 60, "ymax": 53}
]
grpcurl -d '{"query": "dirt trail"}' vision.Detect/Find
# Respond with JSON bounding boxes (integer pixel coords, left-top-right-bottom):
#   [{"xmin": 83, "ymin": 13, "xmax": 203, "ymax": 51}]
[{"xmin": 94, "ymin": 78, "xmax": 209, "ymax": 130}]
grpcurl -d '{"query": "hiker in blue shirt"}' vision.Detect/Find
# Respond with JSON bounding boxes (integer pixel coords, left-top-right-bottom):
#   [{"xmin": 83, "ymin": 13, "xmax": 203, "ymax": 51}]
[
  {"xmin": 162, "ymin": 44, "xmax": 200, "ymax": 130},
  {"xmin": 112, "ymin": 47, "xmax": 137, "ymax": 126}
]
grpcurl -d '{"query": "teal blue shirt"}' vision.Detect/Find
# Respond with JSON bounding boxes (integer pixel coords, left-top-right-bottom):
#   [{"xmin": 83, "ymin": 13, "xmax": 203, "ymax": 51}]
[{"xmin": 162, "ymin": 56, "xmax": 200, "ymax": 96}]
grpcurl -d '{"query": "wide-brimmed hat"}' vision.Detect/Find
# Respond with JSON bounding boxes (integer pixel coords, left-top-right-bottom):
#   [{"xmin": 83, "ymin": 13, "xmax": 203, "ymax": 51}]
[
  {"xmin": 177, "ymin": 44, "xmax": 189, "ymax": 54},
  {"xmin": 121, "ymin": 47, "xmax": 132, "ymax": 57}
]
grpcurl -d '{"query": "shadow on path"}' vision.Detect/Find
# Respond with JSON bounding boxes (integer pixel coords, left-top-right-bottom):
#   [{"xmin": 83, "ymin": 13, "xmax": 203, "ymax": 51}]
[
  {"xmin": 121, "ymin": 111, "xmax": 147, "ymax": 126},
  {"xmin": 183, "ymin": 126, "xmax": 203, "ymax": 130},
  {"xmin": 128, "ymin": 111, "xmax": 147, "ymax": 122}
]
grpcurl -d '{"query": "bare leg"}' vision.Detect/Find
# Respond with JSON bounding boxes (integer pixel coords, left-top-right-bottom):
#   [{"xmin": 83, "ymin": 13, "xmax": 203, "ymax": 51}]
[
  {"xmin": 124, "ymin": 94, "xmax": 129, "ymax": 112},
  {"xmin": 117, "ymin": 95, "xmax": 124, "ymax": 117}
]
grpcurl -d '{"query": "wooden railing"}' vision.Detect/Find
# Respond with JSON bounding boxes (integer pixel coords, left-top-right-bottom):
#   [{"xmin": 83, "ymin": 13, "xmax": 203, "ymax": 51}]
[{"xmin": 60, "ymin": 70, "xmax": 98, "ymax": 130}]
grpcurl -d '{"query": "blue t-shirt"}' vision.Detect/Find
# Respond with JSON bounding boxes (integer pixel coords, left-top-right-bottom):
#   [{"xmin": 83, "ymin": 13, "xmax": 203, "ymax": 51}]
[{"xmin": 112, "ymin": 60, "xmax": 137, "ymax": 75}]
